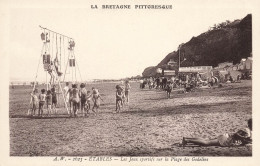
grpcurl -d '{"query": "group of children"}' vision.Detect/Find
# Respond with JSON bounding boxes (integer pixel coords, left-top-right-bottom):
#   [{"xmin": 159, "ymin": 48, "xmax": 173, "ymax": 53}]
[
  {"xmin": 29, "ymin": 80, "xmax": 132, "ymax": 117},
  {"xmin": 29, "ymin": 82, "xmax": 103, "ymax": 117},
  {"xmin": 63, "ymin": 82, "xmax": 102, "ymax": 117},
  {"xmin": 29, "ymin": 86, "xmax": 58, "ymax": 117},
  {"xmin": 115, "ymin": 80, "xmax": 131, "ymax": 113}
]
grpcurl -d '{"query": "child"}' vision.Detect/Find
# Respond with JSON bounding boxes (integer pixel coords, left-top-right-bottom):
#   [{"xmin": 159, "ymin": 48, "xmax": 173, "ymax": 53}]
[
  {"xmin": 29, "ymin": 89, "xmax": 38, "ymax": 116},
  {"xmin": 64, "ymin": 82, "xmax": 70, "ymax": 104},
  {"xmin": 79, "ymin": 83, "xmax": 87, "ymax": 115},
  {"xmin": 181, "ymin": 118, "xmax": 252, "ymax": 147},
  {"xmin": 115, "ymin": 85, "xmax": 123, "ymax": 113},
  {"xmin": 51, "ymin": 87, "xmax": 57, "ymax": 114},
  {"xmin": 71, "ymin": 84, "xmax": 80, "ymax": 117},
  {"xmin": 38, "ymin": 89, "xmax": 46, "ymax": 117},
  {"xmin": 65, "ymin": 83, "xmax": 74, "ymax": 115},
  {"xmin": 125, "ymin": 80, "xmax": 131, "ymax": 104},
  {"xmin": 139, "ymin": 79, "xmax": 144, "ymax": 89},
  {"xmin": 119, "ymin": 84, "xmax": 125, "ymax": 107},
  {"xmin": 46, "ymin": 90, "xmax": 53, "ymax": 116},
  {"xmin": 85, "ymin": 90, "xmax": 92, "ymax": 116},
  {"xmin": 92, "ymin": 87, "xmax": 102, "ymax": 114},
  {"xmin": 47, "ymin": 62, "xmax": 55, "ymax": 85},
  {"xmin": 165, "ymin": 81, "xmax": 173, "ymax": 99},
  {"xmin": 53, "ymin": 57, "xmax": 63, "ymax": 76}
]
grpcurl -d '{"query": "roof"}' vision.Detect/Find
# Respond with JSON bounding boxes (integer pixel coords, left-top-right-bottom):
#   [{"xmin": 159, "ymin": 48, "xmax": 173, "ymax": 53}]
[
  {"xmin": 164, "ymin": 70, "xmax": 176, "ymax": 76},
  {"xmin": 179, "ymin": 66, "xmax": 212, "ymax": 73}
]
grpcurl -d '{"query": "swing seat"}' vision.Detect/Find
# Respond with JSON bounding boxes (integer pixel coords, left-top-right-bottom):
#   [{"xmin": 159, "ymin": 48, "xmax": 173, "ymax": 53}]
[
  {"xmin": 43, "ymin": 54, "xmax": 51, "ymax": 64},
  {"xmin": 41, "ymin": 33, "xmax": 45, "ymax": 41},
  {"xmin": 57, "ymin": 71, "xmax": 63, "ymax": 76},
  {"xmin": 69, "ymin": 59, "xmax": 76, "ymax": 67}
]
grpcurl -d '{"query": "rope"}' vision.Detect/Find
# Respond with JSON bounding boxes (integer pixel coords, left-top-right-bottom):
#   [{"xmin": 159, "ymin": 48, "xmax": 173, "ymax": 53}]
[
  {"xmin": 63, "ymin": 36, "xmax": 65, "ymax": 72},
  {"xmin": 75, "ymin": 60, "xmax": 77, "ymax": 83},
  {"xmin": 75, "ymin": 56, "xmax": 83, "ymax": 82},
  {"xmin": 46, "ymin": 70, "xmax": 48, "ymax": 90},
  {"xmin": 63, "ymin": 44, "xmax": 70, "ymax": 83},
  {"xmin": 63, "ymin": 57, "xmax": 69, "ymax": 82},
  {"xmin": 34, "ymin": 44, "xmax": 44, "ymax": 90},
  {"xmin": 56, "ymin": 34, "xmax": 58, "ymax": 59},
  {"xmin": 73, "ymin": 50, "xmax": 77, "ymax": 82},
  {"xmin": 49, "ymin": 32, "xmax": 51, "ymax": 58},
  {"xmin": 60, "ymin": 36, "xmax": 62, "ymax": 71},
  {"xmin": 71, "ymin": 65, "xmax": 73, "ymax": 82},
  {"xmin": 44, "ymin": 29, "xmax": 47, "ymax": 53}
]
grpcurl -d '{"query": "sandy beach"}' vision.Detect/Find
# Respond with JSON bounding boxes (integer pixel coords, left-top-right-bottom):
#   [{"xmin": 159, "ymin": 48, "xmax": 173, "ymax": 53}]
[{"xmin": 9, "ymin": 80, "xmax": 252, "ymax": 156}]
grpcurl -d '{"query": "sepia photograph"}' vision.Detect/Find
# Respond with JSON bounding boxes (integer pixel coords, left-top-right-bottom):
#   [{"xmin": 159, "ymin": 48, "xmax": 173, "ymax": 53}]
[{"xmin": 1, "ymin": 0, "xmax": 260, "ymax": 165}]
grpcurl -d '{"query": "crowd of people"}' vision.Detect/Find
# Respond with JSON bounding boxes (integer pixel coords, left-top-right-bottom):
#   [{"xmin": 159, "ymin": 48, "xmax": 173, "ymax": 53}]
[
  {"xmin": 139, "ymin": 73, "xmax": 211, "ymax": 94},
  {"xmin": 139, "ymin": 72, "xmax": 246, "ymax": 98}
]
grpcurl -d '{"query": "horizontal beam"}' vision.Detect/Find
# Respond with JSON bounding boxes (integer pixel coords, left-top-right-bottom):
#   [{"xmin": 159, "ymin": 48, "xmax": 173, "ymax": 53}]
[{"xmin": 39, "ymin": 25, "xmax": 74, "ymax": 40}]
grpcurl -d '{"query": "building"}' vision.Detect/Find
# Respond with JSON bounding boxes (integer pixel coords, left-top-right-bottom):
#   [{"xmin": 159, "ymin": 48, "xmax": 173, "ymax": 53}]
[
  {"xmin": 179, "ymin": 66, "xmax": 212, "ymax": 73},
  {"xmin": 163, "ymin": 70, "xmax": 176, "ymax": 77},
  {"xmin": 167, "ymin": 59, "xmax": 177, "ymax": 66},
  {"xmin": 218, "ymin": 62, "xmax": 233, "ymax": 69},
  {"xmin": 238, "ymin": 57, "xmax": 252, "ymax": 71},
  {"xmin": 245, "ymin": 57, "xmax": 252, "ymax": 70},
  {"xmin": 179, "ymin": 66, "xmax": 213, "ymax": 80}
]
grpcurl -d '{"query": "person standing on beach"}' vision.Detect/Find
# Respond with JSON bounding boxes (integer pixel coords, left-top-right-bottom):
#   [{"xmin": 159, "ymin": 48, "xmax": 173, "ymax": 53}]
[
  {"xmin": 159, "ymin": 77, "xmax": 163, "ymax": 89},
  {"xmin": 115, "ymin": 85, "xmax": 123, "ymax": 113},
  {"xmin": 139, "ymin": 79, "xmax": 144, "ymax": 89},
  {"xmin": 162, "ymin": 77, "xmax": 167, "ymax": 89},
  {"xmin": 85, "ymin": 90, "xmax": 92, "ymax": 116},
  {"xmin": 79, "ymin": 83, "xmax": 88, "ymax": 116},
  {"xmin": 125, "ymin": 80, "xmax": 131, "ymax": 104},
  {"xmin": 165, "ymin": 81, "xmax": 173, "ymax": 99},
  {"xmin": 71, "ymin": 84, "xmax": 80, "ymax": 117},
  {"xmin": 64, "ymin": 82, "xmax": 70, "ymax": 105},
  {"xmin": 46, "ymin": 90, "xmax": 53, "ymax": 116},
  {"xmin": 92, "ymin": 87, "xmax": 102, "ymax": 114},
  {"xmin": 51, "ymin": 86, "xmax": 57, "ymax": 114},
  {"xmin": 29, "ymin": 89, "xmax": 38, "ymax": 116},
  {"xmin": 38, "ymin": 89, "xmax": 46, "ymax": 117}
]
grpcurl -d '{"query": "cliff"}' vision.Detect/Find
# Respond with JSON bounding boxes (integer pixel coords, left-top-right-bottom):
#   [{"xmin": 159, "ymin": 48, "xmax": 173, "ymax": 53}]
[{"xmin": 142, "ymin": 14, "xmax": 252, "ymax": 77}]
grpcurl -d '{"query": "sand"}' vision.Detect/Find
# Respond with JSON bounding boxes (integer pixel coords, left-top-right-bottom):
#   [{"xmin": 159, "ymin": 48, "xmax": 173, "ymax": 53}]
[{"xmin": 9, "ymin": 80, "xmax": 252, "ymax": 156}]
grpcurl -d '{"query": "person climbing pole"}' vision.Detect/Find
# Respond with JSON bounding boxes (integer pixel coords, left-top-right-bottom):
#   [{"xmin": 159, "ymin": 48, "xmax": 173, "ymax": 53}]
[
  {"xmin": 53, "ymin": 57, "xmax": 63, "ymax": 76},
  {"xmin": 47, "ymin": 62, "xmax": 55, "ymax": 85}
]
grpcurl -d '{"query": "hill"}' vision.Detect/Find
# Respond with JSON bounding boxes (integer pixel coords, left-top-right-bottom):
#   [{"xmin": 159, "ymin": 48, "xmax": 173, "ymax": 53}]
[{"xmin": 143, "ymin": 14, "xmax": 252, "ymax": 77}]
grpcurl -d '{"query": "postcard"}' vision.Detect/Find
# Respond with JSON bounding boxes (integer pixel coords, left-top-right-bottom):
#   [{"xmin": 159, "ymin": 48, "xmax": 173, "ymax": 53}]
[{"xmin": 1, "ymin": 0, "xmax": 260, "ymax": 165}]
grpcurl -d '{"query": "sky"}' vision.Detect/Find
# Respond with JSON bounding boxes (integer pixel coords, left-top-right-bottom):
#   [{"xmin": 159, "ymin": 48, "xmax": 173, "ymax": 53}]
[{"xmin": 8, "ymin": 0, "xmax": 253, "ymax": 82}]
